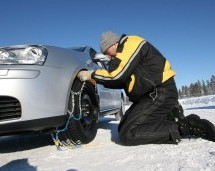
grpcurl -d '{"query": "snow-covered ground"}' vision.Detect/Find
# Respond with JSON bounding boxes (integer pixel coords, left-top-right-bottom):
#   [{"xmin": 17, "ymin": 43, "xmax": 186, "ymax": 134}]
[{"xmin": 0, "ymin": 95, "xmax": 215, "ymax": 171}]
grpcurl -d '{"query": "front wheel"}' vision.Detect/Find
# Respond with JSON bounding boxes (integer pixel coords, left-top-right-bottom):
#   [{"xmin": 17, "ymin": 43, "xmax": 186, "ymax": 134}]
[{"xmin": 59, "ymin": 78, "xmax": 99, "ymax": 145}]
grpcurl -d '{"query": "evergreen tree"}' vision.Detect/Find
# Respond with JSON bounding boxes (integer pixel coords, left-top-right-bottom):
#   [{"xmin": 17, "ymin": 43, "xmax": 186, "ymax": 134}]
[
  {"xmin": 207, "ymin": 80, "xmax": 212, "ymax": 95},
  {"xmin": 210, "ymin": 75, "xmax": 215, "ymax": 94},
  {"xmin": 190, "ymin": 83, "xmax": 195, "ymax": 97},
  {"xmin": 202, "ymin": 80, "xmax": 208, "ymax": 96},
  {"xmin": 185, "ymin": 85, "xmax": 190, "ymax": 98},
  {"xmin": 178, "ymin": 74, "xmax": 215, "ymax": 98},
  {"xmin": 179, "ymin": 85, "xmax": 188, "ymax": 98},
  {"xmin": 197, "ymin": 80, "xmax": 202, "ymax": 96},
  {"xmin": 178, "ymin": 89, "xmax": 182, "ymax": 99}
]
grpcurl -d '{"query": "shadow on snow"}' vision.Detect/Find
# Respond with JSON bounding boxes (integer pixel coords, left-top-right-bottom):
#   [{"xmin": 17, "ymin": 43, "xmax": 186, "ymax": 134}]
[
  {"xmin": 98, "ymin": 117, "xmax": 121, "ymax": 144},
  {"xmin": 0, "ymin": 159, "xmax": 37, "ymax": 171},
  {"xmin": 0, "ymin": 117, "xmax": 121, "ymax": 153},
  {"xmin": 0, "ymin": 133, "xmax": 53, "ymax": 153}
]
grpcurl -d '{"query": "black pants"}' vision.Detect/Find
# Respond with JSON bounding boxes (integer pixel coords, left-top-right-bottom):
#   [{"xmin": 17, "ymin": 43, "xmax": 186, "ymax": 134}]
[{"xmin": 118, "ymin": 78, "xmax": 181, "ymax": 145}]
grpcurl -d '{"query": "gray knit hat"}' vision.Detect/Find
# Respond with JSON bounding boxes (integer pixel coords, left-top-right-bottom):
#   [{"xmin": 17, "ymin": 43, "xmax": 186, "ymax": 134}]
[{"xmin": 100, "ymin": 31, "xmax": 121, "ymax": 53}]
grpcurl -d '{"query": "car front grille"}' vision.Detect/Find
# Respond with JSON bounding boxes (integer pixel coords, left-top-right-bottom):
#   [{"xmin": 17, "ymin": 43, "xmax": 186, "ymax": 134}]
[{"xmin": 0, "ymin": 96, "xmax": 21, "ymax": 121}]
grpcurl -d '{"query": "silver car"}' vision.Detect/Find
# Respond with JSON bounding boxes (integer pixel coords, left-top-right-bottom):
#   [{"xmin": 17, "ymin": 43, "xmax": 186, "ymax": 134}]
[{"xmin": 0, "ymin": 45, "xmax": 125, "ymax": 145}]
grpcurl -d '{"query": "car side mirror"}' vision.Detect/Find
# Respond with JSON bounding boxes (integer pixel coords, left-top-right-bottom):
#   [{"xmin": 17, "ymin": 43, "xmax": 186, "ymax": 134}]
[{"xmin": 92, "ymin": 53, "xmax": 110, "ymax": 62}]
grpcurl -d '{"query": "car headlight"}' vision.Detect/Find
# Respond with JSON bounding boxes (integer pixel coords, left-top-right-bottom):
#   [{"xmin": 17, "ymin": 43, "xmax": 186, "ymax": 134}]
[{"xmin": 0, "ymin": 45, "xmax": 48, "ymax": 65}]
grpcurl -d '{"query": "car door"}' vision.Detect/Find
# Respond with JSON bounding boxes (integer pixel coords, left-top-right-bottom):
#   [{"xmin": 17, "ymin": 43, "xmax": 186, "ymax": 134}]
[
  {"xmin": 96, "ymin": 63, "xmax": 121, "ymax": 111},
  {"xmin": 86, "ymin": 59, "xmax": 115, "ymax": 111},
  {"xmin": 98, "ymin": 60, "xmax": 121, "ymax": 110}
]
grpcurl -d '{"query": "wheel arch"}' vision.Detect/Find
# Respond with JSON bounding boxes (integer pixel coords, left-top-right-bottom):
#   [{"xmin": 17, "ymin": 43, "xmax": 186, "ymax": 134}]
[{"xmin": 64, "ymin": 68, "xmax": 99, "ymax": 116}]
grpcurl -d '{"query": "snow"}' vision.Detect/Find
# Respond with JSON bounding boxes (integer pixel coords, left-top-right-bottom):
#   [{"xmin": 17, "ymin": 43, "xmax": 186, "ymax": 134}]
[
  {"xmin": 179, "ymin": 95, "xmax": 215, "ymax": 109},
  {"xmin": 1, "ymin": 95, "xmax": 215, "ymax": 171}
]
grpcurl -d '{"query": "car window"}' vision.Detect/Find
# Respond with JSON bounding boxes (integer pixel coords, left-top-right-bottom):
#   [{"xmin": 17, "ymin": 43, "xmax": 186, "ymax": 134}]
[
  {"xmin": 89, "ymin": 48, "xmax": 104, "ymax": 69},
  {"xmin": 96, "ymin": 62, "xmax": 103, "ymax": 68}
]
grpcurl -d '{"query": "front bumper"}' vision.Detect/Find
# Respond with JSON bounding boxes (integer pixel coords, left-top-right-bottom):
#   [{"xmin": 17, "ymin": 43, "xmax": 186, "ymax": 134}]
[{"xmin": 0, "ymin": 66, "xmax": 74, "ymax": 134}]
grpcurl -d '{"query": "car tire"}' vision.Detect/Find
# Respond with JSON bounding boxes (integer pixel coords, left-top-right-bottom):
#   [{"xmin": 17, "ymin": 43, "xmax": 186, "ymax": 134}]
[
  {"xmin": 115, "ymin": 98, "xmax": 125, "ymax": 121},
  {"xmin": 59, "ymin": 78, "xmax": 99, "ymax": 145}
]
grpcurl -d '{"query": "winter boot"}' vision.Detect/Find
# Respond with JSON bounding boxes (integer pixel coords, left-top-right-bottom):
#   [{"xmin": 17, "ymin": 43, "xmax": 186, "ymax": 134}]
[
  {"xmin": 178, "ymin": 114, "xmax": 215, "ymax": 142},
  {"xmin": 169, "ymin": 103, "xmax": 185, "ymax": 122}
]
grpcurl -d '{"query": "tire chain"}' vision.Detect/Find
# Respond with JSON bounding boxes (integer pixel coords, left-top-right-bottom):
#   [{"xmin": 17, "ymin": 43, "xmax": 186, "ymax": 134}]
[{"xmin": 52, "ymin": 81, "xmax": 97, "ymax": 150}]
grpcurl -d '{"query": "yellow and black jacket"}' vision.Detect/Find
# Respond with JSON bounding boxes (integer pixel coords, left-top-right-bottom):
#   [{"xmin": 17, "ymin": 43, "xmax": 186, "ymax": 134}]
[{"xmin": 91, "ymin": 34, "xmax": 176, "ymax": 102}]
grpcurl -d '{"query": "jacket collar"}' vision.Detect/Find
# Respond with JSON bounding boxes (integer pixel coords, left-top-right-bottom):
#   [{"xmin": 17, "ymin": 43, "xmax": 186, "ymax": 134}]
[{"xmin": 119, "ymin": 34, "xmax": 128, "ymax": 44}]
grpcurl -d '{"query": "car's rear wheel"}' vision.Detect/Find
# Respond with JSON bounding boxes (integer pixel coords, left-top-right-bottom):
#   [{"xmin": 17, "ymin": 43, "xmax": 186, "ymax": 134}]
[
  {"xmin": 115, "ymin": 98, "xmax": 125, "ymax": 121},
  {"xmin": 59, "ymin": 78, "xmax": 99, "ymax": 145}
]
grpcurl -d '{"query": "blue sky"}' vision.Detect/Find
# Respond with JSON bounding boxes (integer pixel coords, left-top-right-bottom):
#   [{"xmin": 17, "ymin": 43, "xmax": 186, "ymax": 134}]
[{"xmin": 0, "ymin": 0, "xmax": 214, "ymax": 89}]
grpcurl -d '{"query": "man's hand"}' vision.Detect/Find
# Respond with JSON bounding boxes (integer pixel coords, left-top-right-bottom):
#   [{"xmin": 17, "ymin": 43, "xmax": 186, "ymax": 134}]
[
  {"xmin": 77, "ymin": 70, "xmax": 94, "ymax": 82},
  {"xmin": 89, "ymin": 78, "xmax": 96, "ymax": 85}
]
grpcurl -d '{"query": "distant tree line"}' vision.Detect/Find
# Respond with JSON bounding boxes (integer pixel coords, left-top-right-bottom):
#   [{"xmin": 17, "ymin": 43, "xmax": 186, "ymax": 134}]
[{"xmin": 178, "ymin": 75, "xmax": 215, "ymax": 99}]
